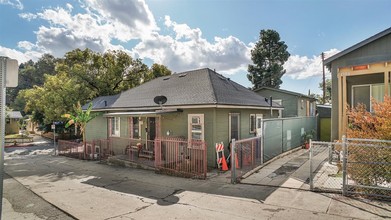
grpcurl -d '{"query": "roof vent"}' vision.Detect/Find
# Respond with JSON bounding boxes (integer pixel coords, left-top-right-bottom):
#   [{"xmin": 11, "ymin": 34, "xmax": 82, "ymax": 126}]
[{"xmin": 178, "ymin": 73, "xmax": 187, "ymax": 78}]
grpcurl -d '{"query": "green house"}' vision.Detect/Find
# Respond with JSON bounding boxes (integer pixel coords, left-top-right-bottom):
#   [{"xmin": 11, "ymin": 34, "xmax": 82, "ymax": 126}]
[
  {"xmin": 253, "ymin": 87, "xmax": 316, "ymax": 118},
  {"xmin": 5, "ymin": 111, "xmax": 23, "ymax": 135},
  {"xmin": 324, "ymin": 27, "xmax": 391, "ymax": 140},
  {"xmin": 85, "ymin": 68, "xmax": 282, "ymax": 167}
]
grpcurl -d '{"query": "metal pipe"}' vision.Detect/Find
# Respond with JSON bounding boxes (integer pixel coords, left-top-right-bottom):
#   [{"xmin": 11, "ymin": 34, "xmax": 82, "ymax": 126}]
[
  {"xmin": 309, "ymin": 139, "xmax": 313, "ymax": 190},
  {"xmin": 231, "ymin": 139, "xmax": 236, "ymax": 184},
  {"xmin": 342, "ymin": 135, "xmax": 347, "ymax": 196}
]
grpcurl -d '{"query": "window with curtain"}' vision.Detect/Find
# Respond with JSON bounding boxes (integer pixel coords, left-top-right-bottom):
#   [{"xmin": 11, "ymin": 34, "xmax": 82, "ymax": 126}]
[
  {"xmin": 352, "ymin": 83, "xmax": 390, "ymax": 112},
  {"xmin": 188, "ymin": 114, "xmax": 204, "ymax": 141},
  {"xmin": 110, "ymin": 117, "xmax": 120, "ymax": 137}
]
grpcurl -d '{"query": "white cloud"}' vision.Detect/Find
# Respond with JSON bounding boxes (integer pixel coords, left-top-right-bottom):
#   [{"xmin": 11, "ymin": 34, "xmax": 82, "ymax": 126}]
[
  {"xmin": 17, "ymin": 0, "xmax": 156, "ymax": 58},
  {"xmin": 11, "ymin": 0, "xmax": 339, "ymax": 81},
  {"xmin": 18, "ymin": 13, "xmax": 37, "ymax": 21},
  {"xmin": 83, "ymin": 0, "xmax": 158, "ymax": 40},
  {"xmin": 284, "ymin": 49, "xmax": 339, "ymax": 79},
  {"xmin": 17, "ymin": 41, "xmax": 36, "ymax": 50},
  {"xmin": 0, "ymin": 0, "xmax": 23, "ymax": 10},
  {"xmin": 133, "ymin": 16, "xmax": 251, "ymax": 74},
  {"xmin": 0, "ymin": 45, "xmax": 40, "ymax": 63}
]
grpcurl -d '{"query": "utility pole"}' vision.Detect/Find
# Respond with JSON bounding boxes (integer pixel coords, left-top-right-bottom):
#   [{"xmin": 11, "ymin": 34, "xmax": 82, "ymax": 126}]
[
  {"xmin": 0, "ymin": 57, "xmax": 18, "ymax": 216},
  {"xmin": 321, "ymin": 52, "xmax": 326, "ymax": 104}
]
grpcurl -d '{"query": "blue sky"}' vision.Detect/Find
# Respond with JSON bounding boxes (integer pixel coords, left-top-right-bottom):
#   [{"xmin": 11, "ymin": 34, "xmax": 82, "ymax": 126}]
[{"xmin": 1, "ymin": 0, "xmax": 391, "ymax": 95}]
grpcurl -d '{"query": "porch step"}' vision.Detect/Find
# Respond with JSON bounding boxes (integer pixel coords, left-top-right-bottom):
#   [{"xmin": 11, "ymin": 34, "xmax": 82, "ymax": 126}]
[{"xmin": 139, "ymin": 150, "xmax": 154, "ymax": 160}]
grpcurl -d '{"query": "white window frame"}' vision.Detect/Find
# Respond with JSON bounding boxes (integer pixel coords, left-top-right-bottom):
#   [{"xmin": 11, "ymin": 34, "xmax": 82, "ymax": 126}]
[
  {"xmin": 255, "ymin": 114, "xmax": 263, "ymax": 137},
  {"xmin": 229, "ymin": 113, "xmax": 240, "ymax": 141},
  {"xmin": 110, "ymin": 117, "xmax": 120, "ymax": 137},
  {"xmin": 188, "ymin": 114, "xmax": 204, "ymax": 141},
  {"xmin": 273, "ymin": 99, "xmax": 283, "ymax": 118},
  {"xmin": 249, "ymin": 114, "xmax": 256, "ymax": 134}
]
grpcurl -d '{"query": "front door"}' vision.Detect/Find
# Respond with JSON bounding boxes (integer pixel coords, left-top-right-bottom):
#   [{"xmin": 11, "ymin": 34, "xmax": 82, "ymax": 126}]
[
  {"xmin": 147, "ymin": 117, "xmax": 156, "ymax": 141},
  {"xmin": 256, "ymin": 114, "xmax": 263, "ymax": 137}
]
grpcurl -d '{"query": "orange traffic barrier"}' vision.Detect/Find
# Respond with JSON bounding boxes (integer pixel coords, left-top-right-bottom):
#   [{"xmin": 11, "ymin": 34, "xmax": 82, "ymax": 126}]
[
  {"xmin": 221, "ymin": 156, "xmax": 228, "ymax": 171},
  {"xmin": 235, "ymin": 153, "xmax": 240, "ymax": 169}
]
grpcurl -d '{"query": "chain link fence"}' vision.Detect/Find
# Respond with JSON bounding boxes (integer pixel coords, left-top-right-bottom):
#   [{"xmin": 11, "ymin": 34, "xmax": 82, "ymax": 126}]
[
  {"xmin": 310, "ymin": 137, "xmax": 391, "ymax": 201},
  {"xmin": 310, "ymin": 141, "xmax": 343, "ymax": 193},
  {"xmin": 345, "ymin": 138, "xmax": 391, "ymax": 200}
]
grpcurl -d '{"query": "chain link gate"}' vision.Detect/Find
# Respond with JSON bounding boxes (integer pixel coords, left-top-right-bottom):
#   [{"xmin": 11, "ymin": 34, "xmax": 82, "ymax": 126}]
[
  {"xmin": 310, "ymin": 140, "xmax": 344, "ymax": 193},
  {"xmin": 310, "ymin": 137, "xmax": 391, "ymax": 200}
]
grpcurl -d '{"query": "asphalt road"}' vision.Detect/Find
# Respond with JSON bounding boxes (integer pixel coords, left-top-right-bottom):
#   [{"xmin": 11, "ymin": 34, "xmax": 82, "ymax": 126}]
[
  {"xmin": 2, "ymin": 173, "xmax": 75, "ymax": 220},
  {"xmin": 3, "ymin": 135, "xmax": 75, "ymax": 219},
  {"xmin": 3, "ymin": 135, "xmax": 389, "ymax": 219}
]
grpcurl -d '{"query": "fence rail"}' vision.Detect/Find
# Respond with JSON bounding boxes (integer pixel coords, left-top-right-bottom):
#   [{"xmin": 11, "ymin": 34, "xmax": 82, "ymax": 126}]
[
  {"xmin": 155, "ymin": 137, "xmax": 207, "ymax": 179},
  {"xmin": 58, "ymin": 139, "xmax": 111, "ymax": 160},
  {"xmin": 310, "ymin": 137, "xmax": 391, "ymax": 201}
]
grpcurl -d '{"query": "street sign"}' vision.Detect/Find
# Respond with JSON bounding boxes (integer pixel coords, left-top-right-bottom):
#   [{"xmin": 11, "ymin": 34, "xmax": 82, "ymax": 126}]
[
  {"xmin": 6, "ymin": 58, "xmax": 18, "ymax": 87},
  {"xmin": 51, "ymin": 124, "xmax": 55, "ymax": 130}
]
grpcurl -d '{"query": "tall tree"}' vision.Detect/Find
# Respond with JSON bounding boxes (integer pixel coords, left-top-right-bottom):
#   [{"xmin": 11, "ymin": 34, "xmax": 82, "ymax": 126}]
[
  {"xmin": 7, "ymin": 54, "xmax": 58, "ymax": 110},
  {"xmin": 144, "ymin": 63, "xmax": 172, "ymax": 83},
  {"xmin": 319, "ymin": 79, "xmax": 332, "ymax": 104},
  {"xmin": 57, "ymin": 49, "xmax": 150, "ymax": 97},
  {"xmin": 247, "ymin": 29, "xmax": 290, "ymax": 89},
  {"xmin": 20, "ymin": 72, "xmax": 91, "ymax": 124}
]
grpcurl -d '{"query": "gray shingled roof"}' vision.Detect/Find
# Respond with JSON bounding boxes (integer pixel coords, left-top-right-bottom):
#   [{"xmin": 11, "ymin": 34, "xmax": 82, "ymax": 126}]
[
  {"xmin": 324, "ymin": 27, "xmax": 391, "ymax": 66},
  {"xmin": 87, "ymin": 68, "xmax": 282, "ymax": 110},
  {"xmin": 254, "ymin": 86, "xmax": 316, "ymax": 101},
  {"xmin": 7, "ymin": 111, "xmax": 23, "ymax": 119}
]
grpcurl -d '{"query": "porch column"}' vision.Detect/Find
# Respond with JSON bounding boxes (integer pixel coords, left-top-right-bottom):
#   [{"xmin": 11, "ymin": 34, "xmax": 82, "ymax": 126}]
[
  {"xmin": 338, "ymin": 73, "xmax": 343, "ymax": 139},
  {"xmin": 385, "ymin": 70, "xmax": 390, "ymax": 96},
  {"xmin": 342, "ymin": 73, "xmax": 348, "ymax": 137}
]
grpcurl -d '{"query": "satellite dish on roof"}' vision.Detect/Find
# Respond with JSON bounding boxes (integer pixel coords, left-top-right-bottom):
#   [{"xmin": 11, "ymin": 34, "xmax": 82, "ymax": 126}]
[{"xmin": 154, "ymin": 96, "xmax": 167, "ymax": 106}]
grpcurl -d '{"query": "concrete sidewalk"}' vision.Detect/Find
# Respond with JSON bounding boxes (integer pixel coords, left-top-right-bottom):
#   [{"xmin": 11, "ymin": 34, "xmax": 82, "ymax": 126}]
[
  {"xmin": 3, "ymin": 140, "xmax": 391, "ymax": 219},
  {"xmin": 241, "ymin": 148, "xmax": 391, "ymax": 219}
]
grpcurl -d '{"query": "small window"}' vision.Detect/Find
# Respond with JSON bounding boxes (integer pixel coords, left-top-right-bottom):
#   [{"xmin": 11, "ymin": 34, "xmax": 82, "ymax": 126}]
[
  {"xmin": 110, "ymin": 117, "xmax": 120, "ymax": 137},
  {"xmin": 249, "ymin": 114, "xmax": 256, "ymax": 133},
  {"xmin": 188, "ymin": 114, "xmax": 204, "ymax": 141},
  {"xmin": 274, "ymin": 99, "xmax": 282, "ymax": 105}
]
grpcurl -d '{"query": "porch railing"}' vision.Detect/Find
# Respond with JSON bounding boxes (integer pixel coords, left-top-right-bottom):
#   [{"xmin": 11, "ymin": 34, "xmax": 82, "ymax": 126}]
[{"xmin": 155, "ymin": 137, "xmax": 207, "ymax": 179}]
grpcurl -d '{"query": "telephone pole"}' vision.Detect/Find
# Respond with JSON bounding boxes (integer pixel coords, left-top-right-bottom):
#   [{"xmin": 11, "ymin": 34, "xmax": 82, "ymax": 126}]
[{"xmin": 321, "ymin": 52, "xmax": 326, "ymax": 104}]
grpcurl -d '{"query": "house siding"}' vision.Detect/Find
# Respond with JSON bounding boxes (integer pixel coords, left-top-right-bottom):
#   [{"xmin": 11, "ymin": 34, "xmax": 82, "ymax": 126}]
[
  {"xmin": 85, "ymin": 107, "xmax": 278, "ymax": 167},
  {"xmin": 5, "ymin": 119, "xmax": 19, "ymax": 134},
  {"xmin": 85, "ymin": 116, "xmax": 107, "ymax": 141},
  {"xmin": 255, "ymin": 89, "xmax": 314, "ymax": 117},
  {"xmin": 330, "ymin": 33, "xmax": 391, "ymax": 141}
]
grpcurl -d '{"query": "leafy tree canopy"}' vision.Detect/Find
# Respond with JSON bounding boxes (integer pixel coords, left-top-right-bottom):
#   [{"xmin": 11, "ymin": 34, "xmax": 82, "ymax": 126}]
[
  {"xmin": 312, "ymin": 79, "xmax": 331, "ymax": 104},
  {"xmin": 16, "ymin": 48, "xmax": 171, "ymax": 126},
  {"xmin": 7, "ymin": 54, "xmax": 58, "ymax": 110},
  {"xmin": 57, "ymin": 49, "xmax": 154, "ymax": 97},
  {"xmin": 247, "ymin": 29, "xmax": 290, "ymax": 89}
]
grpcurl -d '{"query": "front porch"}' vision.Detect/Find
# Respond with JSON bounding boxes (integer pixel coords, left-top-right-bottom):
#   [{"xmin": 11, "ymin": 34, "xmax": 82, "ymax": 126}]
[{"xmin": 337, "ymin": 61, "xmax": 391, "ymax": 139}]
